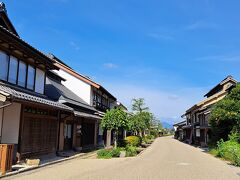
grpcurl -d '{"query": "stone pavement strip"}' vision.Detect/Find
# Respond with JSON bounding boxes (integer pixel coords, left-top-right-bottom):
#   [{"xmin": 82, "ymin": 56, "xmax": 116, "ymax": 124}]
[{"xmin": 4, "ymin": 136, "xmax": 240, "ymax": 180}]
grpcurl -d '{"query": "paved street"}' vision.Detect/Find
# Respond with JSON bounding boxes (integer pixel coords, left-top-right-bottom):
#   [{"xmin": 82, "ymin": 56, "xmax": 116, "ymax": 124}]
[{"xmin": 6, "ymin": 136, "xmax": 240, "ymax": 180}]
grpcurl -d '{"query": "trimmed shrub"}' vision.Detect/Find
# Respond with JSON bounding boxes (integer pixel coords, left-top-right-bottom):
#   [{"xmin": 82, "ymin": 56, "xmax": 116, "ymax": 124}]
[
  {"xmin": 97, "ymin": 148, "xmax": 124, "ymax": 159},
  {"xmin": 111, "ymin": 148, "xmax": 121, "ymax": 157},
  {"xmin": 125, "ymin": 146, "xmax": 137, "ymax": 157},
  {"xmin": 97, "ymin": 149, "xmax": 112, "ymax": 159},
  {"xmin": 125, "ymin": 136, "xmax": 142, "ymax": 147}
]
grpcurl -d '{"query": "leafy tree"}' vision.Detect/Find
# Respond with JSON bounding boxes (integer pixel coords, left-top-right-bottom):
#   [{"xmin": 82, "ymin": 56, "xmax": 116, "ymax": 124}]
[
  {"xmin": 101, "ymin": 108, "xmax": 128, "ymax": 148},
  {"xmin": 157, "ymin": 122, "xmax": 163, "ymax": 131},
  {"xmin": 210, "ymin": 84, "xmax": 240, "ymax": 142},
  {"xmin": 132, "ymin": 98, "xmax": 149, "ymax": 113},
  {"xmin": 128, "ymin": 111, "xmax": 153, "ymax": 136},
  {"xmin": 128, "ymin": 113, "xmax": 145, "ymax": 135}
]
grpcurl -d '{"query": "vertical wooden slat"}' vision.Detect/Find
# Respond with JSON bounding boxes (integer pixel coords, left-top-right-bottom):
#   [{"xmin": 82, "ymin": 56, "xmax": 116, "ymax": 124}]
[{"xmin": 0, "ymin": 144, "xmax": 13, "ymax": 175}]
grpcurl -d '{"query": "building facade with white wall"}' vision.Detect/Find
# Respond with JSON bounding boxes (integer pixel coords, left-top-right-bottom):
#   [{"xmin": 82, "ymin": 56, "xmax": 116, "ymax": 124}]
[
  {"xmin": 49, "ymin": 54, "xmax": 118, "ymax": 146},
  {"xmin": 0, "ymin": 3, "xmax": 71, "ymax": 161}
]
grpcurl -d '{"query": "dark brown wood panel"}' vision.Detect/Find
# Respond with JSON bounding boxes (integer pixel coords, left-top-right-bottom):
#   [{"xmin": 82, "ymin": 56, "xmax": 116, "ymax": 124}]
[
  {"xmin": 20, "ymin": 113, "xmax": 58, "ymax": 158},
  {"xmin": 82, "ymin": 122, "xmax": 95, "ymax": 146}
]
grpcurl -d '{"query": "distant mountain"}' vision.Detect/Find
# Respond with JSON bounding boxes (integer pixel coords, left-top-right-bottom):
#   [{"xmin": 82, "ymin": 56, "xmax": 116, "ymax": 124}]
[{"xmin": 162, "ymin": 121, "xmax": 173, "ymax": 129}]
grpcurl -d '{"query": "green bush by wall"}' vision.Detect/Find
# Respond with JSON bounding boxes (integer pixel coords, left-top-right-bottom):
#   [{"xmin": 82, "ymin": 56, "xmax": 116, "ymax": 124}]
[
  {"xmin": 125, "ymin": 136, "xmax": 142, "ymax": 147},
  {"xmin": 125, "ymin": 146, "xmax": 137, "ymax": 157},
  {"xmin": 217, "ymin": 139, "xmax": 240, "ymax": 166},
  {"xmin": 97, "ymin": 149, "xmax": 113, "ymax": 159}
]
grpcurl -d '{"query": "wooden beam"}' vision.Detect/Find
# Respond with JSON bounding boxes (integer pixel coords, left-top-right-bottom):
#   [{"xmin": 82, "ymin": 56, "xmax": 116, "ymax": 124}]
[{"xmin": 0, "ymin": 94, "xmax": 7, "ymax": 102}]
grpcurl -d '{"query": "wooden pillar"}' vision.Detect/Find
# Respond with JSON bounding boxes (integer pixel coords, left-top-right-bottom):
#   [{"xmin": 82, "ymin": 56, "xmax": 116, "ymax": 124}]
[
  {"xmin": 58, "ymin": 122, "xmax": 64, "ymax": 151},
  {"xmin": 94, "ymin": 122, "xmax": 98, "ymax": 147},
  {"xmin": 72, "ymin": 124, "xmax": 77, "ymax": 148},
  {"xmin": 204, "ymin": 128, "xmax": 208, "ymax": 145}
]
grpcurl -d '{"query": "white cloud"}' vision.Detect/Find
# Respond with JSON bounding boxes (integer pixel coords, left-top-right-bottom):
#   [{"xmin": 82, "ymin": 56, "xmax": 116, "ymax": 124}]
[
  {"xmin": 195, "ymin": 55, "xmax": 240, "ymax": 62},
  {"xmin": 104, "ymin": 83, "xmax": 208, "ymax": 124},
  {"xmin": 69, "ymin": 41, "xmax": 80, "ymax": 51},
  {"xmin": 186, "ymin": 21, "xmax": 218, "ymax": 30},
  {"xmin": 103, "ymin": 63, "xmax": 118, "ymax": 69}
]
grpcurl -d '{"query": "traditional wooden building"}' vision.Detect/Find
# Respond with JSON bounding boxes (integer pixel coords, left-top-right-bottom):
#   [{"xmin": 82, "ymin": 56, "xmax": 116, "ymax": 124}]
[
  {"xmin": 45, "ymin": 71, "xmax": 101, "ymax": 151},
  {"xmin": 0, "ymin": 2, "xmax": 73, "ymax": 161},
  {"xmin": 182, "ymin": 76, "xmax": 237, "ymax": 146},
  {"xmin": 0, "ymin": 2, "xmax": 123, "ymax": 164},
  {"xmin": 47, "ymin": 54, "xmax": 118, "ymax": 147},
  {"xmin": 173, "ymin": 120, "xmax": 186, "ymax": 141}
]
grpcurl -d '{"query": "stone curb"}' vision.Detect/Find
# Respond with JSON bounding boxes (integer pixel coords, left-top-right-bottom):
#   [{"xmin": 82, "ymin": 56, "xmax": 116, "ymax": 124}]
[
  {"xmin": 1, "ymin": 139, "xmax": 158, "ymax": 178},
  {"xmin": 1, "ymin": 151, "xmax": 98, "ymax": 179},
  {"xmin": 137, "ymin": 138, "xmax": 157, "ymax": 157}
]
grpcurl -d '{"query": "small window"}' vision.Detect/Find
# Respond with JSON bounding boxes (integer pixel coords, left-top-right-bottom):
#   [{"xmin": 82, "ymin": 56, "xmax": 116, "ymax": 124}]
[
  {"xmin": 18, "ymin": 61, "xmax": 27, "ymax": 87},
  {"xmin": 27, "ymin": 65, "xmax": 35, "ymax": 90},
  {"xmin": 196, "ymin": 129, "xmax": 200, "ymax": 137},
  {"xmin": 0, "ymin": 51, "xmax": 8, "ymax": 81},
  {"xmin": 8, "ymin": 56, "xmax": 18, "ymax": 84},
  {"xmin": 35, "ymin": 68, "xmax": 45, "ymax": 94}
]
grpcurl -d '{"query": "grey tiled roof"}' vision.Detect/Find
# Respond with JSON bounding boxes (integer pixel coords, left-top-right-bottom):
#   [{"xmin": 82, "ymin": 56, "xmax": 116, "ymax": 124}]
[
  {"xmin": 0, "ymin": 84, "xmax": 72, "ymax": 111},
  {"xmin": 74, "ymin": 111, "xmax": 101, "ymax": 120},
  {"xmin": 45, "ymin": 77, "xmax": 96, "ymax": 111}
]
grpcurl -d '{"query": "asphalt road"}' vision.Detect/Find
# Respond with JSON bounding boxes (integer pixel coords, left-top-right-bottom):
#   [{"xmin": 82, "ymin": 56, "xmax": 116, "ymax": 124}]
[{"xmin": 6, "ymin": 136, "xmax": 240, "ymax": 180}]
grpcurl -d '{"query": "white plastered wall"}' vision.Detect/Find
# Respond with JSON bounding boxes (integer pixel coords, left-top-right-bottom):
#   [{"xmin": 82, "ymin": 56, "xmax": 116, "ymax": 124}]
[
  {"xmin": 53, "ymin": 69, "xmax": 92, "ymax": 105},
  {"xmin": 1, "ymin": 102, "xmax": 21, "ymax": 144}
]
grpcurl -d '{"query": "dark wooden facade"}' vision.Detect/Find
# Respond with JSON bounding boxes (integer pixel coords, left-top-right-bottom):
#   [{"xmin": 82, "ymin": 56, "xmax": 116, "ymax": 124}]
[
  {"xmin": 19, "ymin": 104, "xmax": 59, "ymax": 158},
  {"xmin": 0, "ymin": 4, "xmax": 71, "ymax": 160},
  {"xmin": 183, "ymin": 76, "xmax": 237, "ymax": 146}
]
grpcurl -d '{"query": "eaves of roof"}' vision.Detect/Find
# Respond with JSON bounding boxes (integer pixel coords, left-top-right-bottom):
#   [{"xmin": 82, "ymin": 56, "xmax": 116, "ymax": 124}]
[
  {"xmin": 0, "ymin": 25, "xmax": 57, "ymax": 69},
  {"xmin": 74, "ymin": 111, "xmax": 101, "ymax": 120},
  {"xmin": 0, "ymin": 83, "xmax": 72, "ymax": 111},
  {"xmin": 54, "ymin": 62, "xmax": 100, "ymax": 88}
]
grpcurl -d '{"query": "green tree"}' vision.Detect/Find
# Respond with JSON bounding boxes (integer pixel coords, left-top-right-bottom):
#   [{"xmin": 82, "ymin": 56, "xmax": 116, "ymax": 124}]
[
  {"xmin": 128, "ymin": 111, "xmax": 153, "ymax": 136},
  {"xmin": 101, "ymin": 108, "xmax": 128, "ymax": 148},
  {"xmin": 157, "ymin": 122, "xmax": 163, "ymax": 130},
  {"xmin": 132, "ymin": 98, "xmax": 149, "ymax": 113},
  {"xmin": 128, "ymin": 98, "xmax": 156, "ymax": 136},
  {"xmin": 128, "ymin": 113, "xmax": 145, "ymax": 135},
  {"xmin": 210, "ymin": 84, "xmax": 240, "ymax": 142}
]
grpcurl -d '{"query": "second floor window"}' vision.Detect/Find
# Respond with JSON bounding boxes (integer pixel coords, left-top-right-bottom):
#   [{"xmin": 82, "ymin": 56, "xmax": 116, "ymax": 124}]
[
  {"xmin": 0, "ymin": 51, "xmax": 8, "ymax": 81},
  {"xmin": 0, "ymin": 50, "xmax": 45, "ymax": 94},
  {"xmin": 27, "ymin": 65, "xmax": 35, "ymax": 90},
  {"xmin": 93, "ymin": 91, "xmax": 110, "ymax": 109},
  {"xmin": 8, "ymin": 56, "xmax": 18, "ymax": 84},
  {"xmin": 18, "ymin": 61, "xmax": 27, "ymax": 87}
]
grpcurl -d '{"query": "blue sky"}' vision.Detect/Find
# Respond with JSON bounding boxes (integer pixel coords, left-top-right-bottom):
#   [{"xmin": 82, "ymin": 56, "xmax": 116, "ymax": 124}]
[{"xmin": 4, "ymin": 0, "xmax": 240, "ymax": 124}]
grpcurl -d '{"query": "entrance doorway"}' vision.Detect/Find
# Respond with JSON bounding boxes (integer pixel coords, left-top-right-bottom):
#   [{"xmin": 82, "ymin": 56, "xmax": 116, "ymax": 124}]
[
  {"xmin": 64, "ymin": 123, "xmax": 73, "ymax": 150},
  {"xmin": 82, "ymin": 122, "xmax": 95, "ymax": 146}
]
